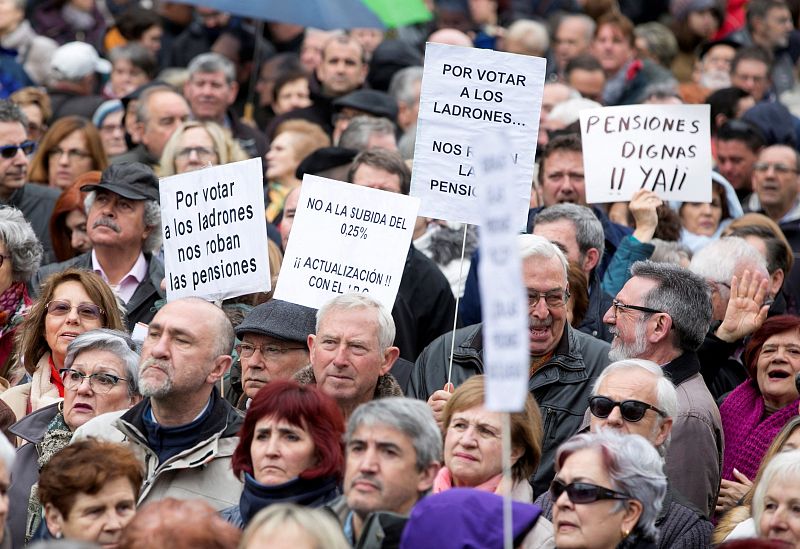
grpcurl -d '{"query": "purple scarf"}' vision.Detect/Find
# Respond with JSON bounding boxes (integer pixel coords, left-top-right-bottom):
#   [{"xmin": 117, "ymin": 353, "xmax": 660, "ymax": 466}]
[{"xmin": 720, "ymin": 379, "xmax": 799, "ymax": 482}]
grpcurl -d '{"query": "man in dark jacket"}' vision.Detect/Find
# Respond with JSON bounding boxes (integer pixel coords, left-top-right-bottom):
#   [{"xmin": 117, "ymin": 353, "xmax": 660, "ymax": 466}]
[
  {"xmin": 603, "ymin": 261, "xmax": 722, "ymax": 517},
  {"xmin": 32, "ymin": 162, "xmax": 165, "ymax": 330},
  {"xmin": 411, "ymin": 235, "xmax": 610, "ymax": 498}
]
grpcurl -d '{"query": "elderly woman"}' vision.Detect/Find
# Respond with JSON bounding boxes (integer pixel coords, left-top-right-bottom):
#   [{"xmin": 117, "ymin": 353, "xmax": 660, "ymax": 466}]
[
  {"xmin": 159, "ymin": 120, "xmax": 248, "ymax": 177},
  {"xmin": 240, "ymin": 504, "xmax": 350, "ymax": 549},
  {"xmin": 670, "ymin": 172, "xmax": 742, "ymax": 253},
  {"xmin": 0, "ymin": 208, "xmax": 42, "ymax": 386},
  {"xmin": 751, "ymin": 449, "xmax": 800, "ymax": 548},
  {"xmin": 0, "ymin": 269, "xmax": 125, "ymax": 425},
  {"xmin": 38, "ymin": 439, "xmax": 142, "ymax": 545},
  {"xmin": 49, "ymin": 173, "xmax": 94, "ymax": 262},
  {"xmin": 222, "ymin": 380, "xmax": 344, "ymax": 528},
  {"xmin": 7, "ymin": 328, "xmax": 140, "ymax": 545},
  {"xmin": 552, "ymin": 430, "xmax": 667, "ymax": 549},
  {"xmin": 435, "ymin": 375, "xmax": 544, "ymax": 502},
  {"xmin": 719, "ymin": 315, "xmax": 800, "ymax": 509},
  {"xmin": 265, "ymin": 120, "xmax": 330, "ymax": 222},
  {"xmin": 28, "ymin": 116, "xmax": 107, "ymax": 190}
]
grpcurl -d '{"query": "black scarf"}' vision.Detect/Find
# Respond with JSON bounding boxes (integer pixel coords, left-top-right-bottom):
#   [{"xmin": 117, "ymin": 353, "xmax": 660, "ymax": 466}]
[{"xmin": 239, "ymin": 472, "xmax": 340, "ymax": 525}]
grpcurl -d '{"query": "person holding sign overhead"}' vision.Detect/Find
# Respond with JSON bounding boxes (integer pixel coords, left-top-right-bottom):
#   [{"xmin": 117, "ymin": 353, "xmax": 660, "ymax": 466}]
[{"xmin": 32, "ymin": 162, "xmax": 165, "ymax": 330}]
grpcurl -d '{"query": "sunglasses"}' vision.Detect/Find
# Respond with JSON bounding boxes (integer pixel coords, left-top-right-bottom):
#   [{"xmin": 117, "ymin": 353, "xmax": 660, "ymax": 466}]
[
  {"xmin": 550, "ymin": 479, "xmax": 630, "ymax": 504},
  {"xmin": 45, "ymin": 300, "xmax": 104, "ymax": 321},
  {"xmin": 0, "ymin": 141, "xmax": 36, "ymax": 159},
  {"xmin": 589, "ymin": 395, "xmax": 667, "ymax": 422}
]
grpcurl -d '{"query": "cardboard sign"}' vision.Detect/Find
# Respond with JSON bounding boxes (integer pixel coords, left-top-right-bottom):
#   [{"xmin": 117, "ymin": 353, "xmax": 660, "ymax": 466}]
[
  {"xmin": 476, "ymin": 136, "xmax": 530, "ymax": 413},
  {"xmin": 580, "ymin": 104, "xmax": 712, "ymax": 203},
  {"xmin": 410, "ymin": 42, "xmax": 545, "ymax": 230},
  {"xmin": 274, "ymin": 175, "xmax": 420, "ymax": 310},
  {"xmin": 160, "ymin": 158, "xmax": 270, "ymax": 301}
]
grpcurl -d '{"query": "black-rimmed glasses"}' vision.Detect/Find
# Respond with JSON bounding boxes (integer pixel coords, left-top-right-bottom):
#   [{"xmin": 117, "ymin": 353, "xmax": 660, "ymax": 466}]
[{"xmin": 610, "ymin": 299, "xmax": 662, "ymax": 316}]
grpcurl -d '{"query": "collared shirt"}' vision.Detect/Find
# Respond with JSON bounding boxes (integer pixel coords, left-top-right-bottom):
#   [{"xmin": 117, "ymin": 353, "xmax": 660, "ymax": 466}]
[{"xmin": 92, "ymin": 249, "xmax": 148, "ymax": 304}]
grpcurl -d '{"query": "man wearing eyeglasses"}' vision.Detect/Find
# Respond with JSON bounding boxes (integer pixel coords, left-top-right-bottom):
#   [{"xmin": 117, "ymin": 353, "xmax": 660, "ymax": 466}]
[
  {"xmin": 534, "ymin": 359, "xmax": 713, "ymax": 548},
  {"xmin": 747, "ymin": 144, "xmax": 800, "ymax": 251},
  {"xmin": 230, "ymin": 299, "xmax": 317, "ymax": 409},
  {"xmin": 0, "ymin": 100, "xmax": 61, "ymax": 264},
  {"xmin": 412, "ymin": 234, "xmax": 610, "ymax": 498},
  {"xmin": 603, "ymin": 261, "xmax": 723, "ymax": 517}
]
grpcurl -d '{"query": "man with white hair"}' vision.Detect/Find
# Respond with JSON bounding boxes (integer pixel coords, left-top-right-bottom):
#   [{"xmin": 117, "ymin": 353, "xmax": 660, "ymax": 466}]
[
  {"xmin": 412, "ymin": 234, "xmax": 610, "ymax": 497},
  {"xmin": 502, "ymin": 19, "xmax": 549, "ymax": 57},
  {"xmin": 295, "ymin": 293, "xmax": 404, "ymax": 418},
  {"xmin": 535, "ymin": 359, "xmax": 713, "ymax": 548},
  {"xmin": 554, "ymin": 14, "xmax": 596, "ymax": 76}
]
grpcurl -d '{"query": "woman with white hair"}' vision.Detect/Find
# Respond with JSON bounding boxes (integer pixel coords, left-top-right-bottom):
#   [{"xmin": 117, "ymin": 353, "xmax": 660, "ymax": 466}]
[
  {"xmin": 751, "ymin": 449, "xmax": 800, "ymax": 547},
  {"xmin": 551, "ymin": 430, "xmax": 667, "ymax": 548}
]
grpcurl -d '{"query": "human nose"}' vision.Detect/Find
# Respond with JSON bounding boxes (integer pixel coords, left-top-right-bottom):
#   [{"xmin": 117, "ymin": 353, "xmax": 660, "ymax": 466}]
[
  {"xmin": 459, "ymin": 425, "xmax": 479, "ymax": 446},
  {"xmin": 147, "ymin": 333, "xmax": 170, "ymax": 360},
  {"xmin": 605, "ymin": 404, "xmax": 624, "ymax": 427},
  {"xmin": 359, "ymin": 447, "xmax": 380, "ymax": 472},
  {"xmin": 603, "ymin": 303, "xmax": 617, "ymax": 324},
  {"xmin": 75, "ymin": 375, "xmax": 94, "ymax": 394},
  {"xmin": 767, "ymin": 506, "xmax": 788, "ymax": 532},
  {"xmin": 530, "ymin": 297, "xmax": 549, "ymax": 318},
  {"xmin": 65, "ymin": 305, "xmax": 81, "ymax": 324},
  {"xmin": 56, "ymin": 150, "xmax": 70, "ymax": 165}
]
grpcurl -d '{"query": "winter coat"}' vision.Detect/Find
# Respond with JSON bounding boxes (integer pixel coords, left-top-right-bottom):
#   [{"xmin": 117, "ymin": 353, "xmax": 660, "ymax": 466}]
[{"xmin": 410, "ymin": 323, "xmax": 610, "ymax": 498}]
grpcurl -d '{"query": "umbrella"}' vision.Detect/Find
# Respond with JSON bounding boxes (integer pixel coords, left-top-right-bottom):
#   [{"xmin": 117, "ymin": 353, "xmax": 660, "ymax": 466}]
[
  {"xmin": 363, "ymin": 0, "xmax": 432, "ymax": 28},
  {"xmin": 170, "ymin": 0, "xmax": 386, "ymax": 29}
]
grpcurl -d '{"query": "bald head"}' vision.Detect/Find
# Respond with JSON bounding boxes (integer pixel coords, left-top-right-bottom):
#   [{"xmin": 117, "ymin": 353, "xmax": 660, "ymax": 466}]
[{"xmin": 428, "ymin": 28, "xmax": 473, "ymax": 47}]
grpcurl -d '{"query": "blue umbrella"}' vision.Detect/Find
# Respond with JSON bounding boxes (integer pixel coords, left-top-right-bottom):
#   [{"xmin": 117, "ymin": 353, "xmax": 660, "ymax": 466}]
[{"xmin": 170, "ymin": 0, "xmax": 386, "ymax": 29}]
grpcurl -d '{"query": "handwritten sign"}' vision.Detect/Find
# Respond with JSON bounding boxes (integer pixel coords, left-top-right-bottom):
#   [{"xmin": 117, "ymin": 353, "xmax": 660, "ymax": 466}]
[
  {"xmin": 476, "ymin": 136, "xmax": 530, "ymax": 413},
  {"xmin": 274, "ymin": 175, "xmax": 420, "ymax": 310},
  {"xmin": 410, "ymin": 42, "xmax": 545, "ymax": 230},
  {"xmin": 580, "ymin": 104, "xmax": 712, "ymax": 203},
  {"xmin": 160, "ymin": 158, "xmax": 270, "ymax": 301}
]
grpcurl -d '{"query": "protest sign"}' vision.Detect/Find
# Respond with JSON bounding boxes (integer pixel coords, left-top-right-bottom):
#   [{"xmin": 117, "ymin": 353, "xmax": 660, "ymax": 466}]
[
  {"xmin": 274, "ymin": 175, "xmax": 420, "ymax": 310},
  {"xmin": 410, "ymin": 42, "xmax": 545, "ymax": 230},
  {"xmin": 580, "ymin": 104, "xmax": 712, "ymax": 203},
  {"xmin": 476, "ymin": 135, "xmax": 529, "ymax": 413},
  {"xmin": 160, "ymin": 158, "xmax": 270, "ymax": 301}
]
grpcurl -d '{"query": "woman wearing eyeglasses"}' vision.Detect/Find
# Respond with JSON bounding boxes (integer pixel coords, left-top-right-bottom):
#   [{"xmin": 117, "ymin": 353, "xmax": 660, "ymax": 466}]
[
  {"xmin": 7, "ymin": 329, "xmax": 140, "ymax": 545},
  {"xmin": 432, "ymin": 375, "xmax": 554, "ymax": 545},
  {"xmin": 0, "ymin": 269, "xmax": 125, "ymax": 430},
  {"xmin": 552, "ymin": 430, "xmax": 667, "ymax": 549},
  {"xmin": 0, "ymin": 208, "xmax": 43, "ymax": 390},
  {"xmin": 717, "ymin": 315, "xmax": 800, "ymax": 517},
  {"xmin": 27, "ymin": 116, "xmax": 107, "ymax": 190},
  {"xmin": 158, "ymin": 120, "xmax": 248, "ymax": 177}
]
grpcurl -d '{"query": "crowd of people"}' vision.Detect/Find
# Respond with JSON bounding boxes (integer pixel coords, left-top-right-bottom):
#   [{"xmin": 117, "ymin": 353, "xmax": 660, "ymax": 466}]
[{"xmin": 0, "ymin": 0, "xmax": 799, "ymax": 547}]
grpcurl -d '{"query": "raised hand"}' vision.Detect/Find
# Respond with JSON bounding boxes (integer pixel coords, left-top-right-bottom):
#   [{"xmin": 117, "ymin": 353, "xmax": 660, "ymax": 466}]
[{"xmin": 715, "ymin": 270, "xmax": 770, "ymax": 343}]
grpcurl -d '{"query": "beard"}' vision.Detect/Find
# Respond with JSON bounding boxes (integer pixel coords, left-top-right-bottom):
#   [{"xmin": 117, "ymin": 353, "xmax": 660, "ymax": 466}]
[
  {"xmin": 138, "ymin": 358, "xmax": 174, "ymax": 398},
  {"xmin": 608, "ymin": 318, "xmax": 649, "ymax": 362}
]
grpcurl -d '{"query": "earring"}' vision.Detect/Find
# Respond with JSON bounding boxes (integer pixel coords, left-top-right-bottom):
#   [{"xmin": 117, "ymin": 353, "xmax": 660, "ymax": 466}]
[{"xmin": 622, "ymin": 528, "xmax": 630, "ymax": 538}]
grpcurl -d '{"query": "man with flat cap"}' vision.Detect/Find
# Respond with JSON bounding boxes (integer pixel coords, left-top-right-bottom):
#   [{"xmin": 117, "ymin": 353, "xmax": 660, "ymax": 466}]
[
  {"xmin": 231, "ymin": 299, "xmax": 317, "ymax": 409},
  {"xmin": 32, "ymin": 162, "xmax": 164, "ymax": 329},
  {"xmin": 331, "ymin": 89, "xmax": 399, "ymax": 145}
]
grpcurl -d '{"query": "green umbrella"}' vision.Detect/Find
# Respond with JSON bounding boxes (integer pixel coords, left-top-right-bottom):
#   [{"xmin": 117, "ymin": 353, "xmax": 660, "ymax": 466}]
[{"xmin": 362, "ymin": 0, "xmax": 433, "ymax": 28}]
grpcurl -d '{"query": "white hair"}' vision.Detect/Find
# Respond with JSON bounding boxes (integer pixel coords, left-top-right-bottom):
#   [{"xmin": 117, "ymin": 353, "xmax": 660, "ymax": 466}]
[
  {"xmin": 690, "ymin": 236, "xmax": 768, "ymax": 285},
  {"xmin": 517, "ymin": 234, "xmax": 568, "ymax": 282},
  {"xmin": 548, "ymin": 97, "xmax": 603, "ymax": 127},
  {"xmin": 316, "ymin": 293, "xmax": 395, "ymax": 350},
  {"xmin": 753, "ymin": 449, "xmax": 800, "ymax": 535}
]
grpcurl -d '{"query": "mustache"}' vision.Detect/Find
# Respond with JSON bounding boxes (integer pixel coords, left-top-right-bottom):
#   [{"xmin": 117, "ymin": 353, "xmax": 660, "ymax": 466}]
[
  {"xmin": 350, "ymin": 474, "xmax": 382, "ymax": 491},
  {"xmin": 529, "ymin": 317, "xmax": 553, "ymax": 329},
  {"xmin": 140, "ymin": 358, "xmax": 172, "ymax": 374},
  {"xmin": 93, "ymin": 217, "xmax": 121, "ymax": 232}
]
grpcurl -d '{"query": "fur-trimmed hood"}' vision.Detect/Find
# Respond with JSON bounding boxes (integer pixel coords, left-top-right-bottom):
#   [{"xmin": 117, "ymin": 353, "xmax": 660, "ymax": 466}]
[{"xmin": 293, "ymin": 365, "xmax": 404, "ymax": 400}]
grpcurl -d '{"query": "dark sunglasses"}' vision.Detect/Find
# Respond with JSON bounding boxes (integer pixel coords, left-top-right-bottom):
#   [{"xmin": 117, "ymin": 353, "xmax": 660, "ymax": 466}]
[
  {"xmin": 0, "ymin": 141, "xmax": 36, "ymax": 159},
  {"xmin": 589, "ymin": 395, "xmax": 667, "ymax": 422},
  {"xmin": 550, "ymin": 478, "xmax": 630, "ymax": 504}
]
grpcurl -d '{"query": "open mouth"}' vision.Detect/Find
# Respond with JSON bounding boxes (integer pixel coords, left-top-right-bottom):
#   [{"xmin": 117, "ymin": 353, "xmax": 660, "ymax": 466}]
[{"xmin": 768, "ymin": 370, "xmax": 791, "ymax": 380}]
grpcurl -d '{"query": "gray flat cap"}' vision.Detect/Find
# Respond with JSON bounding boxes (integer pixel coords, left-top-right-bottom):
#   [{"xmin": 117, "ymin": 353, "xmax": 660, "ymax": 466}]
[{"xmin": 235, "ymin": 299, "xmax": 317, "ymax": 344}]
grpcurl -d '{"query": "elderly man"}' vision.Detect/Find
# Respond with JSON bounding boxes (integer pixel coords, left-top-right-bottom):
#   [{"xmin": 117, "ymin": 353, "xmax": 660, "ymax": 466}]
[
  {"xmin": 554, "ymin": 14, "xmax": 596, "ymax": 76},
  {"xmin": 533, "ymin": 203, "xmax": 613, "ymax": 341},
  {"xmin": 329, "ymin": 397, "xmax": 441, "ymax": 547},
  {"xmin": 113, "ymin": 85, "xmax": 190, "ymax": 169},
  {"xmin": 33, "ymin": 162, "xmax": 164, "ymax": 330},
  {"xmin": 535, "ymin": 359, "xmax": 713, "ymax": 548},
  {"xmin": 412, "ymin": 234, "xmax": 610, "ymax": 497},
  {"xmin": 73, "ymin": 297, "xmax": 243, "ymax": 510},
  {"xmin": 0, "ymin": 100, "xmax": 60, "ymax": 263},
  {"xmin": 747, "ymin": 144, "xmax": 800, "ymax": 250},
  {"xmin": 230, "ymin": 299, "xmax": 317, "ymax": 408},
  {"xmin": 388, "ymin": 67, "xmax": 423, "ymax": 134},
  {"xmin": 295, "ymin": 294, "xmax": 403, "ymax": 417},
  {"xmin": 184, "ymin": 52, "xmax": 266, "ymax": 158},
  {"xmin": 729, "ymin": 47, "xmax": 773, "ymax": 102},
  {"xmin": 603, "ymin": 261, "xmax": 723, "ymax": 517}
]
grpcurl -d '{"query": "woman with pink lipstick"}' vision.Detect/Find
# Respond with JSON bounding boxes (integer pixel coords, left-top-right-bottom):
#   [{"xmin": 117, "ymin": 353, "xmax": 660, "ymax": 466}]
[
  {"xmin": 0, "ymin": 269, "xmax": 124, "ymax": 429},
  {"xmin": 718, "ymin": 316, "xmax": 800, "ymax": 516},
  {"xmin": 7, "ymin": 329, "xmax": 141, "ymax": 545},
  {"xmin": 551, "ymin": 430, "xmax": 666, "ymax": 549}
]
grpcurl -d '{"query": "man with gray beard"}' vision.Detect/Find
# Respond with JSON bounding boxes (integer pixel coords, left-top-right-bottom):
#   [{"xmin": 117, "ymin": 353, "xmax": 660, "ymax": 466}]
[
  {"xmin": 602, "ymin": 261, "xmax": 723, "ymax": 518},
  {"xmin": 73, "ymin": 297, "xmax": 244, "ymax": 510}
]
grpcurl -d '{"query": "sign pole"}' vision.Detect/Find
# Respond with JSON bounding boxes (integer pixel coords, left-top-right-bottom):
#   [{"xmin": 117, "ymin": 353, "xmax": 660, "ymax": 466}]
[
  {"xmin": 502, "ymin": 412, "xmax": 513, "ymax": 549},
  {"xmin": 446, "ymin": 224, "xmax": 469, "ymax": 387}
]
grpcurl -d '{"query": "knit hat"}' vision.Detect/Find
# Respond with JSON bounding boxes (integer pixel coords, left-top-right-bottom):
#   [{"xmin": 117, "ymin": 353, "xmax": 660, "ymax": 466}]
[
  {"xmin": 92, "ymin": 99, "xmax": 123, "ymax": 128},
  {"xmin": 50, "ymin": 42, "xmax": 111, "ymax": 80},
  {"xmin": 670, "ymin": 0, "xmax": 716, "ymax": 21},
  {"xmin": 235, "ymin": 299, "xmax": 317, "ymax": 344}
]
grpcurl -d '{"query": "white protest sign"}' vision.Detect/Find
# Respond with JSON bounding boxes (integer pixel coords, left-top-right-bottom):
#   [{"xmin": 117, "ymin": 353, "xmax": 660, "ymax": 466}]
[
  {"xmin": 160, "ymin": 157, "xmax": 270, "ymax": 301},
  {"xmin": 476, "ymin": 135, "xmax": 530, "ymax": 413},
  {"xmin": 410, "ymin": 42, "xmax": 545, "ymax": 230},
  {"xmin": 580, "ymin": 104, "xmax": 712, "ymax": 203},
  {"xmin": 274, "ymin": 175, "xmax": 420, "ymax": 310}
]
